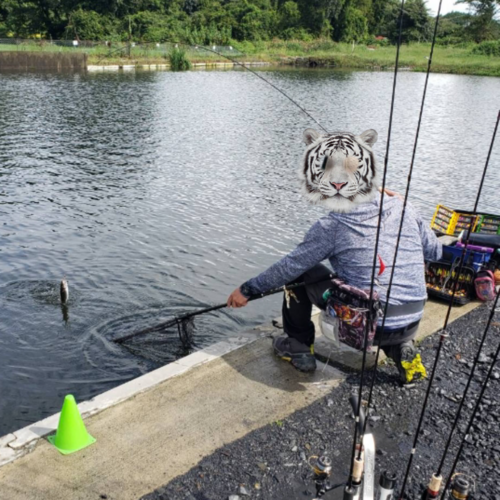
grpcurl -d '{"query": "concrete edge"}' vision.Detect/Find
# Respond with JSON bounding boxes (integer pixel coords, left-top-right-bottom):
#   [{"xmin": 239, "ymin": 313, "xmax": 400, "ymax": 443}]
[
  {"xmin": 0, "ymin": 332, "xmax": 262, "ymax": 468},
  {"xmin": 87, "ymin": 61, "xmax": 272, "ymax": 72}
]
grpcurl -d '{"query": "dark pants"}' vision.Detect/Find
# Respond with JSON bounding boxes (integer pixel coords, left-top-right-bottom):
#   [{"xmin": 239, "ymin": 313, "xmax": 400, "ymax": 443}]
[{"xmin": 282, "ymin": 264, "xmax": 420, "ymax": 350}]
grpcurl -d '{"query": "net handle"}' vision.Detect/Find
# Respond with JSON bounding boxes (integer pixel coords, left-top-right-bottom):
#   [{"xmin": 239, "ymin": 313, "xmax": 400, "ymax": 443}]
[{"xmin": 114, "ymin": 274, "xmax": 334, "ymax": 344}]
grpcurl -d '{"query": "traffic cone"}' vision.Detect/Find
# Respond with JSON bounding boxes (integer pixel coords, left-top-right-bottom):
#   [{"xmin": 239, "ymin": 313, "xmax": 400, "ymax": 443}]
[{"xmin": 48, "ymin": 394, "xmax": 96, "ymax": 455}]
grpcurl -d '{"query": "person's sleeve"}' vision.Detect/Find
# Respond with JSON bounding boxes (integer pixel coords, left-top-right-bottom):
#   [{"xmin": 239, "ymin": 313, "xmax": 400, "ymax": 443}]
[
  {"xmin": 240, "ymin": 220, "xmax": 334, "ymax": 297},
  {"xmin": 413, "ymin": 207, "xmax": 442, "ymax": 262}
]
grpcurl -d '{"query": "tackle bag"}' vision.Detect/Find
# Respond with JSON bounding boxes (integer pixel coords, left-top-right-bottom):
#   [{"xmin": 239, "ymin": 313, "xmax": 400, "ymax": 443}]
[
  {"xmin": 474, "ymin": 270, "xmax": 496, "ymax": 302},
  {"xmin": 322, "ymin": 279, "xmax": 381, "ymax": 351}
]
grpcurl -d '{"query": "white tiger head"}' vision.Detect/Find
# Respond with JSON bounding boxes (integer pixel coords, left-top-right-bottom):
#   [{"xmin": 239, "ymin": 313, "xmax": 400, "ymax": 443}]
[{"xmin": 299, "ymin": 128, "xmax": 380, "ymax": 213}]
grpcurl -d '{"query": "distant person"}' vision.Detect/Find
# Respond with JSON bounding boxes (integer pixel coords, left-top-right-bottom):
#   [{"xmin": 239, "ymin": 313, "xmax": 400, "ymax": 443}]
[{"xmin": 227, "ymin": 128, "xmax": 442, "ymax": 384}]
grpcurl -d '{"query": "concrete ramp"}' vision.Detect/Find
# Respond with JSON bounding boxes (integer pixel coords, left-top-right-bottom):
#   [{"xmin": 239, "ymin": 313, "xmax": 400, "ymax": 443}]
[{"xmin": 0, "ymin": 337, "xmax": 343, "ymax": 500}]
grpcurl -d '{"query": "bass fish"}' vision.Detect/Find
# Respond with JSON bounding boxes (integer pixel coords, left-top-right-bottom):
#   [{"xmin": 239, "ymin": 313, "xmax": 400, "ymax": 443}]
[{"xmin": 60, "ymin": 278, "xmax": 69, "ymax": 305}]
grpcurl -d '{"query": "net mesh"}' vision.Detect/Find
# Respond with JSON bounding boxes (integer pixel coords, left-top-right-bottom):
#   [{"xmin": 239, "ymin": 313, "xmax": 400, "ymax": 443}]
[{"xmin": 116, "ymin": 316, "xmax": 196, "ymax": 365}]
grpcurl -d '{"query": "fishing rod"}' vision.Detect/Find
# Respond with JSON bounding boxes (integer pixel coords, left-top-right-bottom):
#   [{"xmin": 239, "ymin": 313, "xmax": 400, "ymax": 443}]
[
  {"xmin": 113, "ymin": 273, "xmax": 334, "ymax": 344},
  {"xmin": 439, "ymin": 288, "xmax": 500, "ymax": 499},
  {"xmin": 356, "ymin": 0, "xmax": 445, "ymax": 483},
  {"xmin": 96, "ymin": 39, "xmax": 328, "ymax": 133},
  {"xmin": 399, "ymin": 109, "xmax": 500, "ymax": 500},
  {"xmin": 345, "ymin": 1, "xmax": 406, "ymax": 497},
  {"xmin": 412, "ymin": 109, "xmax": 500, "ymax": 500}
]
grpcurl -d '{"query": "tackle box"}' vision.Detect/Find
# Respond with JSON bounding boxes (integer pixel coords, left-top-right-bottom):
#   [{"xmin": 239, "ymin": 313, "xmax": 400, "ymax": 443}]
[
  {"xmin": 475, "ymin": 214, "xmax": 500, "ymax": 235},
  {"xmin": 425, "ymin": 260, "xmax": 476, "ymax": 306},
  {"xmin": 431, "ymin": 205, "xmax": 479, "ymax": 236},
  {"xmin": 442, "ymin": 244, "xmax": 492, "ymax": 273}
]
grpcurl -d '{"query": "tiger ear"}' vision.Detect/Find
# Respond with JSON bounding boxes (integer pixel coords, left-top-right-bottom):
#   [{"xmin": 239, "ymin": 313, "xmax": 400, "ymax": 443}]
[
  {"xmin": 358, "ymin": 129, "xmax": 378, "ymax": 147},
  {"xmin": 303, "ymin": 128, "xmax": 322, "ymax": 145}
]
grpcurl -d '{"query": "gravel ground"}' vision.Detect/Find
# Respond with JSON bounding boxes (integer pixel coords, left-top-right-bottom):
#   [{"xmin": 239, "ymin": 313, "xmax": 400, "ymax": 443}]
[{"xmin": 142, "ymin": 304, "xmax": 500, "ymax": 500}]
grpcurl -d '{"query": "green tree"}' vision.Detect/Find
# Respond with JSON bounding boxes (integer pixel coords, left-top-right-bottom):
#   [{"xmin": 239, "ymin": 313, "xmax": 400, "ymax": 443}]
[
  {"xmin": 456, "ymin": 0, "xmax": 500, "ymax": 41},
  {"xmin": 0, "ymin": 0, "xmax": 70, "ymax": 37},
  {"xmin": 335, "ymin": 3, "xmax": 368, "ymax": 41},
  {"xmin": 385, "ymin": 0, "xmax": 431, "ymax": 43},
  {"xmin": 65, "ymin": 9, "xmax": 117, "ymax": 40},
  {"xmin": 370, "ymin": 0, "xmax": 399, "ymax": 35},
  {"xmin": 227, "ymin": 0, "xmax": 278, "ymax": 41},
  {"xmin": 277, "ymin": 1, "xmax": 301, "ymax": 37},
  {"xmin": 436, "ymin": 11, "xmax": 473, "ymax": 43},
  {"xmin": 297, "ymin": 0, "xmax": 331, "ymax": 37}
]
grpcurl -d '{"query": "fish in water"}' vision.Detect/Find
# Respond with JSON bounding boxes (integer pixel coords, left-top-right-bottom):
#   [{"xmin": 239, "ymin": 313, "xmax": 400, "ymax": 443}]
[{"xmin": 60, "ymin": 278, "xmax": 69, "ymax": 305}]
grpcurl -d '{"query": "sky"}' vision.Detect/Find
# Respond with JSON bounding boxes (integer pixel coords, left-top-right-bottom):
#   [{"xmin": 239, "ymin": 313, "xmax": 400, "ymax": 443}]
[{"xmin": 426, "ymin": 0, "xmax": 469, "ymax": 16}]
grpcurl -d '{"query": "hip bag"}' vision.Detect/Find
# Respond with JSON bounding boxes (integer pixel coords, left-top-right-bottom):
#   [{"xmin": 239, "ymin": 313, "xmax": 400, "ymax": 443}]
[{"xmin": 323, "ymin": 278, "xmax": 381, "ymax": 351}]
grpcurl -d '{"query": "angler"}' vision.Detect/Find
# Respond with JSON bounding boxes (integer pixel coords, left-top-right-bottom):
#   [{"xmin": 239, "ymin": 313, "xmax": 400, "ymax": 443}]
[{"xmin": 227, "ymin": 127, "xmax": 442, "ymax": 384}]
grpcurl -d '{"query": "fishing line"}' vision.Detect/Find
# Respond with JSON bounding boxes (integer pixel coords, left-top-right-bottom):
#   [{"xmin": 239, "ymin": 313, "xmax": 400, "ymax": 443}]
[
  {"xmin": 96, "ymin": 40, "xmax": 328, "ymax": 133},
  {"xmin": 432, "ymin": 111, "xmax": 500, "ymax": 477},
  {"xmin": 440, "ymin": 289, "xmax": 500, "ymax": 498},
  {"xmin": 346, "ymin": 0, "xmax": 406, "ymax": 490},
  {"xmin": 357, "ymin": 0, "xmax": 444, "ymax": 464},
  {"xmin": 398, "ymin": 109, "xmax": 500, "ymax": 500}
]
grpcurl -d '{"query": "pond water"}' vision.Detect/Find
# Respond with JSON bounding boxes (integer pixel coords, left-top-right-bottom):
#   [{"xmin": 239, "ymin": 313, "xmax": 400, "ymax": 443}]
[{"xmin": 0, "ymin": 67, "xmax": 498, "ymax": 435}]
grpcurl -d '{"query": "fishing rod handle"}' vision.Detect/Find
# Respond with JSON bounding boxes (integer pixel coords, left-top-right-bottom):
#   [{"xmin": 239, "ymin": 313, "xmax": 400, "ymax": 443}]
[
  {"xmin": 248, "ymin": 273, "xmax": 335, "ymax": 301},
  {"xmin": 178, "ymin": 273, "xmax": 335, "ymax": 320}
]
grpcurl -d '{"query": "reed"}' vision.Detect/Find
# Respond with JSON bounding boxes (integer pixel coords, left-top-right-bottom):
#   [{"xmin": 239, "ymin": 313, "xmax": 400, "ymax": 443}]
[{"xmin": 168, "ymin": 47, "xmax": 191, "ymax": 71}]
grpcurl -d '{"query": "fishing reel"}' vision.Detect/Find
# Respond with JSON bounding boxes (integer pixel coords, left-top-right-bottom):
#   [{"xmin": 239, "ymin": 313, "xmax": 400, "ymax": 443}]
[
  {"xmin": 447, "ymin": 474, "xmax": 474, "ymax": 500},
  {"xmin": 421, "ymin": 473, "xmax": 475, "ymax": 500},
  {"xmin": 309, "ymin": 455, "xmax": 344, "ymax": 499}
]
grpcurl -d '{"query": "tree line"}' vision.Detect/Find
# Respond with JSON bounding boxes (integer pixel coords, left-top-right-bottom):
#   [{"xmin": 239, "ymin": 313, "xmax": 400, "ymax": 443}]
[{"xmin": 0, "ymin": 0, "xmax": 498, "ymax": 45}]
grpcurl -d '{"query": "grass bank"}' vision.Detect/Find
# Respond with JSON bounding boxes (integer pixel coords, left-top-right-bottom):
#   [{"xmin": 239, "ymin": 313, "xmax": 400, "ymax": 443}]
[
  {"xmin": 2, "ymin": 39, "xmax": 499, "ymax": 76},
  {"xmin": 235, "ymin": 40, "xmax": 500, "ymax": 76},
  {"xmin": 88, "ymin": 40, "xmax": 500, "ymax": 76}
]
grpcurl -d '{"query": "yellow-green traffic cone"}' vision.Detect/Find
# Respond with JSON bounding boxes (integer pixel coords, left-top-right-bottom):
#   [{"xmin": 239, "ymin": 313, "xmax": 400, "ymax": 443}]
[{"xmin": 48, "ymin": 394, "xmax": 96, "ymax": 455}]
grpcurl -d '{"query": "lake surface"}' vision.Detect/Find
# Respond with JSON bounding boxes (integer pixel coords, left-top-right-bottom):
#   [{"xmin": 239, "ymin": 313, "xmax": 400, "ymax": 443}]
[{"xmin": 0, "ymin": 68, "xmax": 498, "ymax": 435}]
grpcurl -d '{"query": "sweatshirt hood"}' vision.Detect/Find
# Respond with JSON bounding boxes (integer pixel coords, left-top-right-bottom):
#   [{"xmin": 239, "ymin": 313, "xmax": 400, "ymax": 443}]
[{"xmin": 328, "ymin": 193, "xmax": 401, "ymax": 224}]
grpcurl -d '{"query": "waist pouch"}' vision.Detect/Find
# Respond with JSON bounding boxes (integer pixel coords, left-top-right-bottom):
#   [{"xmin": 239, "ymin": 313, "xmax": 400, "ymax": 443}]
[{"xmin": 323, "ymin": 278, "xmax": 381, "ymax": 351}]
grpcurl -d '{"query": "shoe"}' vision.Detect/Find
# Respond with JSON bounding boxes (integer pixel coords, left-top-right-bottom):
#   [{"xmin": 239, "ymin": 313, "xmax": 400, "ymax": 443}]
[
  {"xmin": 273, "ymin": 335, "xmax": 317, "ymax": 373},
  {"xmin": 395, "ymin": 342, "xmax": 427, "ymax": 384}
]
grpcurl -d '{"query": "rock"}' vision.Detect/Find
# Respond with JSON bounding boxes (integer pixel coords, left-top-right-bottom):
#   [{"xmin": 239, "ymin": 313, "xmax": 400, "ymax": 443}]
[
  {"xmin": 228, "ymin": 496, "xmax": 241, "ymax": 500},
  {"xmin": 376, "ymin": 449, "xmax": 387, "ymax": 456},
  {"xmin": 291, "ymin": 446, "xmax": 298, "ymax": 452},
  {"xmin": 299, "ymin": 451, "xmax": 306, "ymax": 461},
  {"xmin": 369, "ymin": 416, "xmax": 381, "ymax": 422},
  {"xmin": 257, "ymin": 462, "xmax": 267, "ymax": 472},
  {"xmin": 478, "ymin": 353, "xmax": 489, "ymax": 363},
  {"xmin": 238, "ymin": 486, "xmax": 250, "ymax": 496},
  {"xmin": 327, "ymin": 398, "xmax": 334, "ymax": 407}
]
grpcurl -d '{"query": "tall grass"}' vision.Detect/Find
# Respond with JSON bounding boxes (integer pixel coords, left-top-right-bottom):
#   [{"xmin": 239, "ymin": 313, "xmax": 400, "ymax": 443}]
[{"xmin": 169, "ymin": 47, "xmax": 191, "ymax": 70}]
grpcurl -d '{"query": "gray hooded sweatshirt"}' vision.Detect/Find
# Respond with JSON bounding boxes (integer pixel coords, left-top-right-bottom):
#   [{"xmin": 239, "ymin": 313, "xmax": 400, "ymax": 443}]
[{"xmin": 242, "ymin": 194, "xmax": 442, "ymax": 329}]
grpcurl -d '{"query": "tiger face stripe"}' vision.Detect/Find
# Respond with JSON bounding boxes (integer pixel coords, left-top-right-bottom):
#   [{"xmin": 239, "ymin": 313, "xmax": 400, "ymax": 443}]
[{"xmin": 299, "ymin": 128, "xmax": 380, "ymax": 213}]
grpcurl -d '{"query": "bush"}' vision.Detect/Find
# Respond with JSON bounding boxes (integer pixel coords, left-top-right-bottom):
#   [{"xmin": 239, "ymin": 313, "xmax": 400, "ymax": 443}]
[
  {"xmin": 169, "ymin": 47, "xmax": 191, "ymax": 70},
  {"xmin": 436, "ymin": 36, "xmax": 469, "ymax": 46},
  {"xmin": 472, "ymin": 40, "xmax": 500, "ymax": 57},
  {"xmin": 364, "ymin": 35, "xmax": 390, "ymax": 47},
  {"xmin": 307, "ymin": 38, "xmax": 338, "ymax": 52},
  {"xmin": 280, "ymin": 28, "xmax": 313, "ymax": 41}
]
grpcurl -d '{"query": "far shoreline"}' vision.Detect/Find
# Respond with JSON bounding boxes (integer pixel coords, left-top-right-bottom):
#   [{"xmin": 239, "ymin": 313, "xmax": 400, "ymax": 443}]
[{"xmin": 87, "ymin": 42, "xmax": 500, "ymax": 77}]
